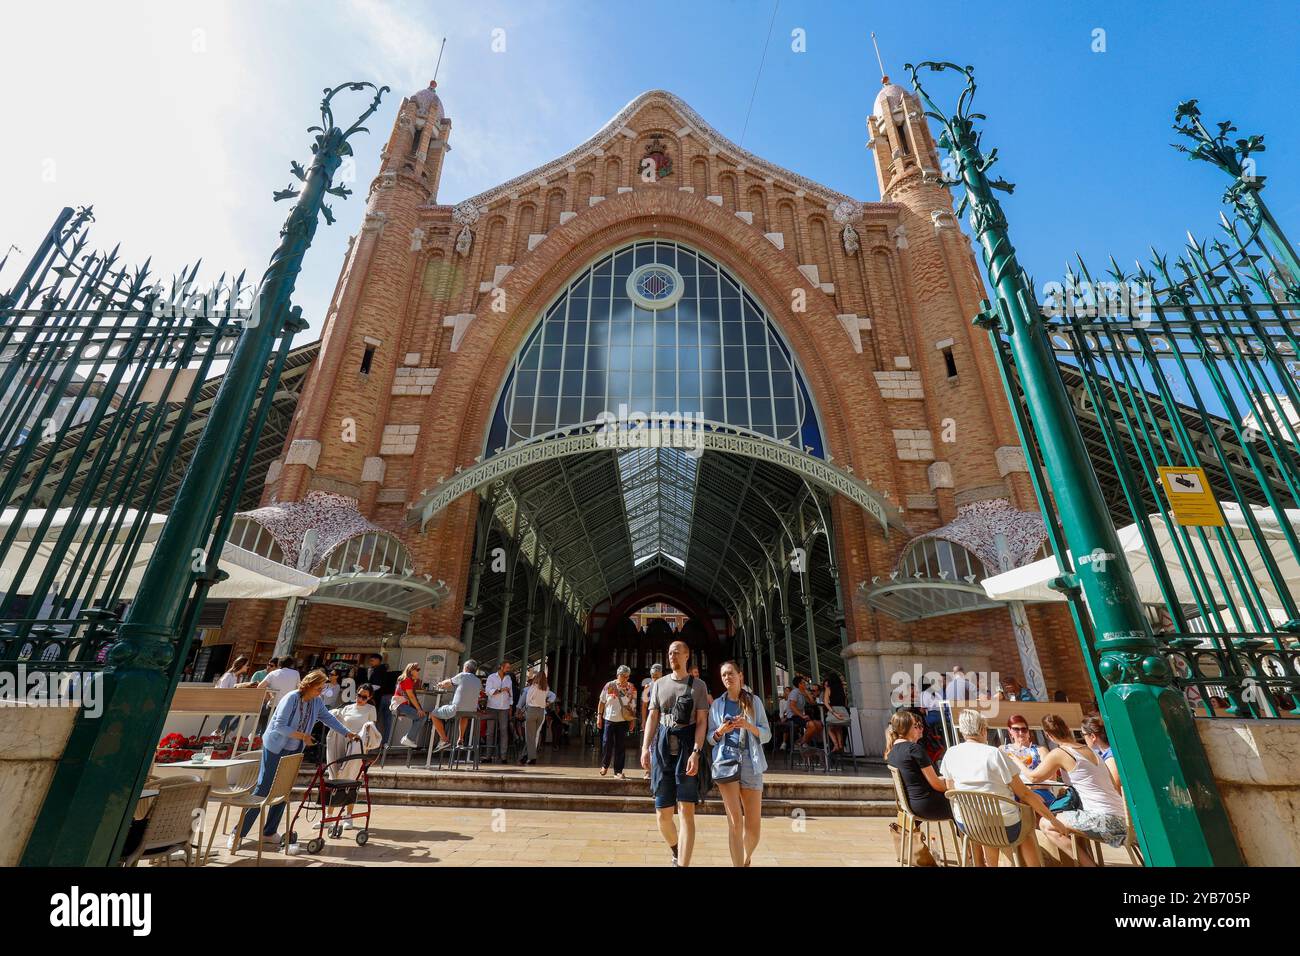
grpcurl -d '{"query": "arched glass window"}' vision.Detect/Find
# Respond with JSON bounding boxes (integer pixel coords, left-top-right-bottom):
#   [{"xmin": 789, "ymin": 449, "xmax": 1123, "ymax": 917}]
[{"xmin": 486, "ymin": 240, "xmax": 824, "ymax": 456}]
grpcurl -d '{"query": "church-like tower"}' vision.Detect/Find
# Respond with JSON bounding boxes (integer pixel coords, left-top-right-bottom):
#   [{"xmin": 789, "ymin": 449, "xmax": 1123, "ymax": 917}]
[
  {"xmin": 867, "ymin": 76, "xmax": 1034, "ymax": 515},
  {"xmin": 277, "ymin": 81, "xmax": 452, "ymax": 510}
]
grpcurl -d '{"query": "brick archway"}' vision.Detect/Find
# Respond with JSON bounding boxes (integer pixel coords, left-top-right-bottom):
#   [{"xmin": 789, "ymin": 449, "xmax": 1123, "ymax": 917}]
[{"xmin": 408, "ymin": 187, "xmax": 896, "ymax": 645}]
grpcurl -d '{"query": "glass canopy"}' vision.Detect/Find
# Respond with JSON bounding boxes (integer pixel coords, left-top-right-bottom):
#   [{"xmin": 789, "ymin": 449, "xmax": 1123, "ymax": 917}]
[{"xmin": 616, "ymin": 445, "xmax": 698, "ymax": 568}]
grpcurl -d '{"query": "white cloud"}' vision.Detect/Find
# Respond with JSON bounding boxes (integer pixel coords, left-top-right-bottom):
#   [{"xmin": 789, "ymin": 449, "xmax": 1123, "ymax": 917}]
[{"xmin": 0, "ymin": 2, "xmax": 599, "ymax": 340}]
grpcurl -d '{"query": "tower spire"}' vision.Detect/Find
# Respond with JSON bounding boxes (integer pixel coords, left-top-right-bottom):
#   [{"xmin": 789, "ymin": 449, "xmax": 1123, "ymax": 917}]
[
  {"xmin": 870, "ymin": 32, "xmax": 887, "ymax": 82},
  {"xmin": 433, "ymin": 37, "xmax": 447, "ymax": 84}
]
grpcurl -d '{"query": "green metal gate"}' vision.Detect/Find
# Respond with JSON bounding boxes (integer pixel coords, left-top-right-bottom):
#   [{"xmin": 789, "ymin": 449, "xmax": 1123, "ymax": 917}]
[
  {"xmin": 0, "ymin": 81, "xmax": 388, "ymax": 866},
  {"xmin": 909, "ymin": 63, "xmax": 1300, "ymax": 865}
]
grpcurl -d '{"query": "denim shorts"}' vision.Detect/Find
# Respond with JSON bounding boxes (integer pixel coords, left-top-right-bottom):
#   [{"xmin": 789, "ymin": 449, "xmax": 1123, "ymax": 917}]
[
  {"xmin": 739, "ymin": 761, "xmax": 763, "ymax": 792},
  {"xmin": 956, "ymin": 818, "xmax": 1022, "ymax": 843}
]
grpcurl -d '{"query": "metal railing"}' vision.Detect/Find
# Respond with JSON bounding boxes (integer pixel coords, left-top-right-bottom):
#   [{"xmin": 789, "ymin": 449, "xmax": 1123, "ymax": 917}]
[
  {"xmin": 988, "ymin": 100, "xmax": 1300, "ymax": 718},
  {"xmin": 0, "ymin": 208, "xmax": 281, "ymax": 671}
]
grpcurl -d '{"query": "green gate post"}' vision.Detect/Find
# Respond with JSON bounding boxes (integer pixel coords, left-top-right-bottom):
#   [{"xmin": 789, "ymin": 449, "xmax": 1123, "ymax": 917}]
[
  {"xmin": 906, "ymin": 62, "xmax": 1241, "ymax": 866},
  {"xmin": 22, "ymin": 82, "xmax": 389, "ymax": 867}
]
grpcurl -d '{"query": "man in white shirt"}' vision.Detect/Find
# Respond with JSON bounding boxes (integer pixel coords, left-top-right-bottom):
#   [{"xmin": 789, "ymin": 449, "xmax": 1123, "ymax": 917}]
[
  {"xmin": 485, "ymin": 660, "xmax": 514, "ymax": 764},
  {"xmin": 255, "ymin": 655, "xmax": 301, "ymax": 735},
  {"xmin": 944, "ymin": 665, "xmax": 975, "ymax": 703},
  {"xmin": 259, "ymin": 656, "xmax": 301, "ymax": 707}
]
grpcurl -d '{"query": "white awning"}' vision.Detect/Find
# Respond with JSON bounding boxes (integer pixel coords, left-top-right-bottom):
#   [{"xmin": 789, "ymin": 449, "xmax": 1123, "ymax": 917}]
[
  {"xmin": 0, "ymin": 508, "xmax": 319, "ymax": 601},
  {"xmin": 982, "ymin": 502, "xmax": 1300, "ymax": 612}
]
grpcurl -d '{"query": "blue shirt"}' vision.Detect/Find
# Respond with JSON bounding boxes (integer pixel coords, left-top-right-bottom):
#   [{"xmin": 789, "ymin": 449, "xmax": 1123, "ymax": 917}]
[
  {"xmin": 706, "ymin": 694, "xmax": 772, "ymax": 776},
  {"xmin": 263, "ymin": 690, "xmax": 352, "ymax": 754}
]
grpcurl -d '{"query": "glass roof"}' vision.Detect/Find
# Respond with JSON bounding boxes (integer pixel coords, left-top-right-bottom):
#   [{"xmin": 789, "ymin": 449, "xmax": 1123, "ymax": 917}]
[{"xmin": 616, "ymin": 446, "xmax": 698, "ymax": 568}]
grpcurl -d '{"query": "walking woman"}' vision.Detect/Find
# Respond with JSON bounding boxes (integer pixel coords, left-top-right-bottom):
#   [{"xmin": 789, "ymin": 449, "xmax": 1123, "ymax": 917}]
[
  {"xmin": 707, "ymin": 660, "xmax": 772, "ymax": 867},
  {"xmin": 522, "ymin": 670, "xmax": 552, "ymax": 765},
  {"xmin": 596, "ymin": 665, "xmax": 638, "ymax": 777},
  {"xmin": 230, "ymin": 670, "xmax": 357, "ymax": 851}
]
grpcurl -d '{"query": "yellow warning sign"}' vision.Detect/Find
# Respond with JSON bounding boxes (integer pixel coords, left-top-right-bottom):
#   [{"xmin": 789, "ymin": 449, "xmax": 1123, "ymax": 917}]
[{"xmin": 1157, "ymin": 466, "xmax": 1226, "ymax": 527}]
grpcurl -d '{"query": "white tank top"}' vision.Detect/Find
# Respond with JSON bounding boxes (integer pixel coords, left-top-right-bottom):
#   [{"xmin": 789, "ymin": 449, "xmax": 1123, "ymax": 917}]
[{"xmin": 1060, "ymin": 745, "xmax": 1126, "ymax": 817}]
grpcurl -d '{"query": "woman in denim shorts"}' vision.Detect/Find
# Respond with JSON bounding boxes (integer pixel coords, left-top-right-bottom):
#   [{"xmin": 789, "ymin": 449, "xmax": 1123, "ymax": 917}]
[{"xmin": 707, "ymin": 660, "xmax": 772, "ymax": 867}]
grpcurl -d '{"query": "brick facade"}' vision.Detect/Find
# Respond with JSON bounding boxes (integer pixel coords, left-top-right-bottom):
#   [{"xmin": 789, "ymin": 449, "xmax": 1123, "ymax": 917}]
[{"xmin": 220, "ymin": 79, "xmax": 1090, "ymax": 720}]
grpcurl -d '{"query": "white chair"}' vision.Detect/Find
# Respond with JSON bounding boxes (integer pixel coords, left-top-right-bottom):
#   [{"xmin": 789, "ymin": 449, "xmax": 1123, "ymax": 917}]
[
  {"xmin": 945, "ymin": 790, "xmax": 1035, "ymax": 867},
  {"xmin": 213, "ymin": 751, "xmax": 304, "ymax": 865},
  {"xmin": 200, "ymin": 751, "xmax": 263, "ymax": 864},
  {"xmin": 122, "ymin": 780, "xmax": 211, "ymax": 867},
  {"xmin": 888, "ymin": 766, "xmax": 959, "ymax": 866}
]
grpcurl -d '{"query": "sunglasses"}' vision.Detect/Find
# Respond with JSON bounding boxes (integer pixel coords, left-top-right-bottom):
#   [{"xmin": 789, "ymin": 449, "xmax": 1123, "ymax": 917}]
[{"xmin": 1009, "ymin": 725, "xmax": 1029, "ymax": 732}]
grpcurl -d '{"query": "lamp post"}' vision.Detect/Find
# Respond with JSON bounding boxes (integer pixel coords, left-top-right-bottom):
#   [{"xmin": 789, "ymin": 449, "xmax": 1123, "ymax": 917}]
[
  {"xmin": 905, "ymin": 61, "xmax": 1240, "ymax": 865},
  {"xmin": 22, "ymin": 82, "xmax": 389, "ymax": 867}
]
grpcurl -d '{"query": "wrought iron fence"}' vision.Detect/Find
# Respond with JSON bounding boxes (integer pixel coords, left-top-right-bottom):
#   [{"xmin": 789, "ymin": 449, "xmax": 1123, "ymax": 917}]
[
  {"xmin": 0, "ymin": 206, "xmax": 289, "ymax": 673},
  {"xmin": 992, "ymin": 102, "xmax": 1300, "ymax": 718}
]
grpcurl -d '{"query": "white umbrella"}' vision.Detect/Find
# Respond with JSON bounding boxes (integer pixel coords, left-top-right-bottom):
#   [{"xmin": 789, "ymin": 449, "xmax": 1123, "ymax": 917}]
[
  {"xmin": 982, "ymin": 502, "xmax": 1300, "ymax": 616},
  {"xmin": 0, "ymin": 508, "xmax": 318, "ymax": 601}
]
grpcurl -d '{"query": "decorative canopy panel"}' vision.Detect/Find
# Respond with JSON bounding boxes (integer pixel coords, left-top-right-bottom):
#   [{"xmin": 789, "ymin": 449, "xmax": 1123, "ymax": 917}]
[
  {"xmin": 910, "ymin": 498, "xmax": 1048, "ymax": 573},
  {"xmin": 235, "ymin": 491, "xmax": 445, "ymax": 620},
  {"xmin": 238, "ymin": 490, "xmax": 385, "ymax": 568},
  {"xmin": 862, "ymin": 499, "xmax": 1048, "ymax": 622}
]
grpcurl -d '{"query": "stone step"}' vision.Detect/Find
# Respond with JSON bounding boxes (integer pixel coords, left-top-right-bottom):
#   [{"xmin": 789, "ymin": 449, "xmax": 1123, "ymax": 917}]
[
  {"xmin": 290, "ymin": 784, "xmax": 897, "ymax": 817},
  {"xmin": 328, "ymin": 768, "xmax": 893, "ymax": 802}
]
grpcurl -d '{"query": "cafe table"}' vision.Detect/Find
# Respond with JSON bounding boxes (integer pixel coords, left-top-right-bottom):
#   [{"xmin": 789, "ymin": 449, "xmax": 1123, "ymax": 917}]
[{"xmin": 152, "ymin": 757, "xmax": 259, "ymax": 783}]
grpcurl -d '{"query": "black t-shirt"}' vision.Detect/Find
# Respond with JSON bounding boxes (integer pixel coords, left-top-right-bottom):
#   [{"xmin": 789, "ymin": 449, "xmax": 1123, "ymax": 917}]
[{"xmin": 887, "ymin": 739, "xmax": 951, "ymax": 821}]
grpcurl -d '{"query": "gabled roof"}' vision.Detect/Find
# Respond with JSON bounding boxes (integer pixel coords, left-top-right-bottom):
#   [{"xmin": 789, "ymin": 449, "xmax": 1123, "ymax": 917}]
[{"xmin": 449, "ymin": 89, "xmax": 860, "ymax": 216}]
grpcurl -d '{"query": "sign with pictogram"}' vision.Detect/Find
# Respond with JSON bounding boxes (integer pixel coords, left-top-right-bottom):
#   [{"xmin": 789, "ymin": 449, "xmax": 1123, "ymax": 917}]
[{"xmin": 1157, "ymin": 465, "xmax": 1226, "ymax": 527}]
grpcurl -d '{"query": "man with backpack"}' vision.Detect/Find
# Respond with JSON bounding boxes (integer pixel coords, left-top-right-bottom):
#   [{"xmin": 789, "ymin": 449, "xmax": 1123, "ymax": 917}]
[{"xmin": 640, "ymin": 640, "xmax": 709, "ymax": 867}]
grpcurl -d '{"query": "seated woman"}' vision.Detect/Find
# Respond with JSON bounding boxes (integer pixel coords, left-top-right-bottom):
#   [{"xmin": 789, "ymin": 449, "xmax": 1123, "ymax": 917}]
[
  {"xmin": 1080, "ymin": 713, "xmax": 1121, "ymax": 793},
  {"xmin": 884, "ymin": 710, "xmax": 950, "ymax": 822},
  {"xmin": 1000, "ymin": 714, "xmax": 1055, "ymax": 805},
  {"xmin": 939, "ymin": 709, "xmax": 1068, "ymax": 867},
  {"xmin": 1024, "ymin": 713, "xmax": 1129, "ymax": 865}
]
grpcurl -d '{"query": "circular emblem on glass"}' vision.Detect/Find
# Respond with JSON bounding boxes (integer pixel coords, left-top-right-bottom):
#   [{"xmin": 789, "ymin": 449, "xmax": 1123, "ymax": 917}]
[{"xmin": 627, "ymin": 263, "xmax": 685, "ymax": 310}]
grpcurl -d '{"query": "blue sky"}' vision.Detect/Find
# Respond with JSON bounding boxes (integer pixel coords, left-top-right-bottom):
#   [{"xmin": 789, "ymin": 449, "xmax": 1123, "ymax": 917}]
[{"xmin": 3, "ymin": 0, "xmax": 1297, "ymax": 341}]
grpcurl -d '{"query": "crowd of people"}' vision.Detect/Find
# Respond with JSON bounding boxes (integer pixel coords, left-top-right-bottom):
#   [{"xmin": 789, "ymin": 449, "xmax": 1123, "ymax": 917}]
[
  {"xmin": 884, "ymin": 704, "xmax": 1130, "ymax": 867},
  {"xmin": 209, "ymin": 648, "xmax": 1127, "ymax": 867}
]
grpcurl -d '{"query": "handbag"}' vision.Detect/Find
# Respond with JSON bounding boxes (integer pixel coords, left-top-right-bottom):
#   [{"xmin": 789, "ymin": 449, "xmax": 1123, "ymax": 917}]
[
  {"xmin": 888, "ymin": 822, "xmax": 938, "ymax": 866},
  {"xmin": 1049, "ymin": 786, "xmax": 1082, "ymax": 813}
]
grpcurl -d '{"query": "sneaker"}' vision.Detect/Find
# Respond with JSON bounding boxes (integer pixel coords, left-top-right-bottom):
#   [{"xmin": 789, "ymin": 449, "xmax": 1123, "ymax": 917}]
[
  {"xmin": 225, "ymin": 833, "xmax": 243, "ymax": 852},
  {"xmin": 286, "ymin": 843, "xmax": 306, "ymax": 856},
  {"xmin": 262, "ymin": 832, "xmax": 283, "ymax": 848},
  {"xmin": 399, "ymin": 735, "xmax": 419, "ymax": 748},
  {"xmin": 342, "ymin": 818, "xmax": 355, "ymax": 830},
  {"xmin": 433, "ymin": 740, "xmax": 451, "ymax": 753}
]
